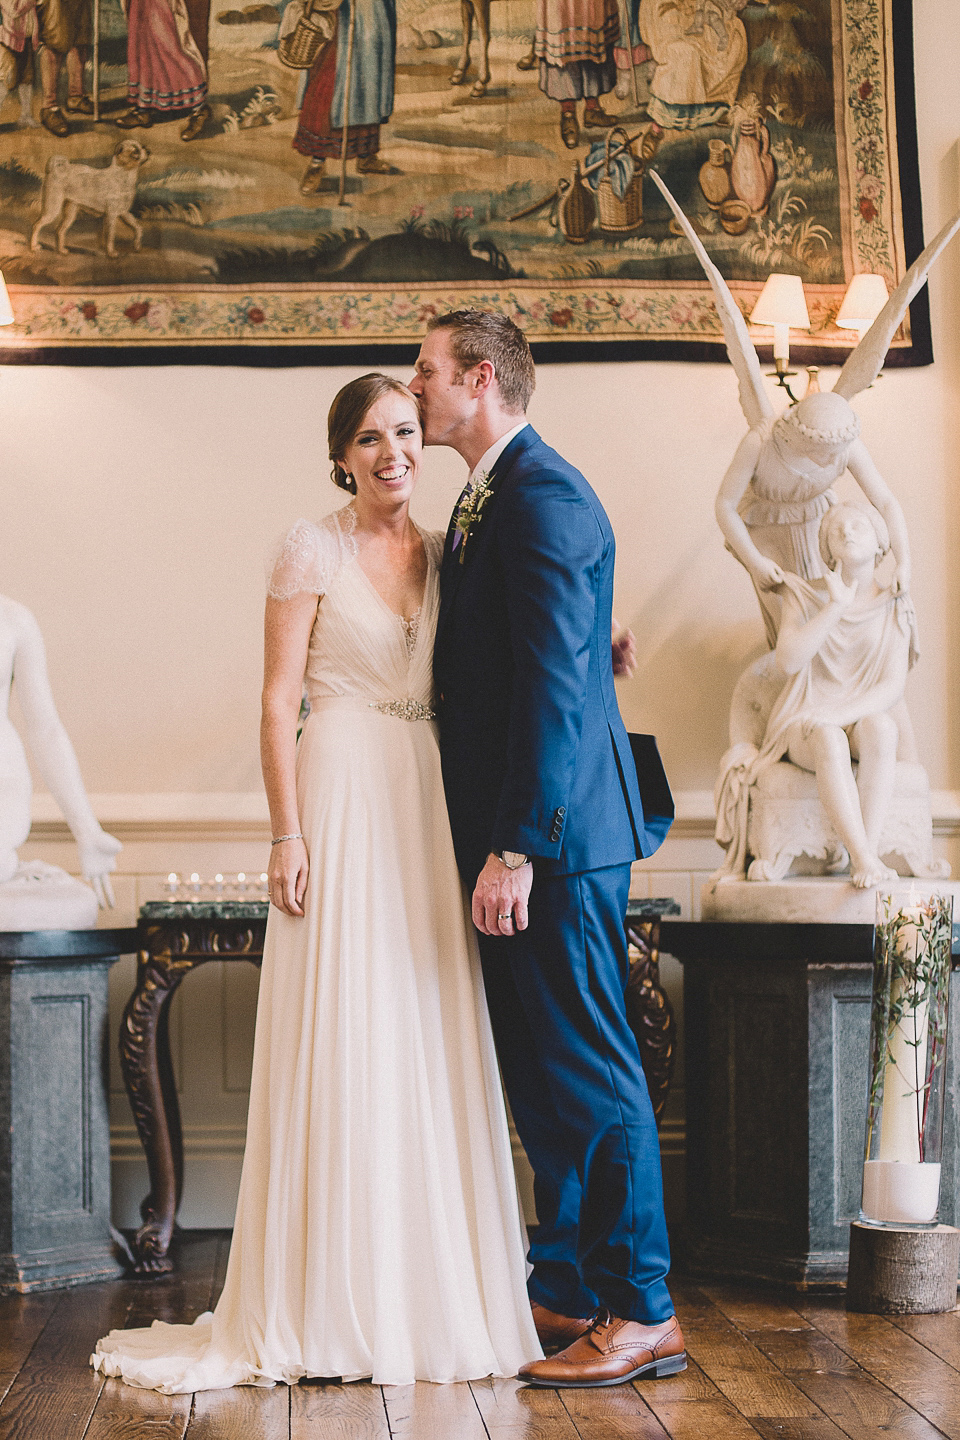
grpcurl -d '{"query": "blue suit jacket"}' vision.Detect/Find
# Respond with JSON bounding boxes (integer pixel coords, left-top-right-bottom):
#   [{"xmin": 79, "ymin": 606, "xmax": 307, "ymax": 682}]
[{"xmin": 434, "ymin": 426, "xmax": 661, "ymax": 884}]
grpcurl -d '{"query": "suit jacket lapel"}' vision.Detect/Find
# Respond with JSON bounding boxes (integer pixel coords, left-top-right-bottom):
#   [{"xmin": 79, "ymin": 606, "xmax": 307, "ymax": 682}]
[
  {"xmin": 438, "ymin": 472, "xmax": 492, "ymax": 640},
  {"xmin": 441, "ymin": 479, "xmax": 471, "ymax": 572},
  {"xmin": 436, "ymin": 428, "xmax": 538, "ymax": 653}
]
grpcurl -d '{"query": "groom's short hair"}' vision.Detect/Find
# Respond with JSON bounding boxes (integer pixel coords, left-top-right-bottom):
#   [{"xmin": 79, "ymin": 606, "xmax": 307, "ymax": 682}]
[{"xmin": 427, "ymin": 309, "xmax": 535, "ymax": 415}]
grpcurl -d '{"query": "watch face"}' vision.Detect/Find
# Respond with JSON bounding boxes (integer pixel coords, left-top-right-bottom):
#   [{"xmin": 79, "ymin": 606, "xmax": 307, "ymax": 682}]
[{"xmin": 502, "ymin": 851, "xmax": 527, "ymax": 869}]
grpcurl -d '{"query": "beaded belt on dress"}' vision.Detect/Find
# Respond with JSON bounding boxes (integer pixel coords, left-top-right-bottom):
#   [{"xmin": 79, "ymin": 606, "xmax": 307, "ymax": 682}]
[
  {"xmin": 309, "ymin": 695, "xmax": 436, "ymax": 721},
  {"xmin": 370, "ymin": 698, "xmax": 435, "ymax": 721}
]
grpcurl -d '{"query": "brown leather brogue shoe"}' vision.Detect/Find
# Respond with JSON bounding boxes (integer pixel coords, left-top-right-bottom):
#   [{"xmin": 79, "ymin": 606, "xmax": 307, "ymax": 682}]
[
  {"xmin": 531, "ymin": 1301, "xmax": 593, "ymax": 1353},
  {"xmin": 519, "ymin": 1312, "xmax": 686, "ymax": 1388}
]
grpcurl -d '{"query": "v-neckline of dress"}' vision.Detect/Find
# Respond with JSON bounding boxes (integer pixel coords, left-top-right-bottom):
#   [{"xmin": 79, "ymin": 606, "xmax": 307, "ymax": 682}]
[{"xmin": 336, "ymin": 508, "xmax": 432, "ymax": 652}]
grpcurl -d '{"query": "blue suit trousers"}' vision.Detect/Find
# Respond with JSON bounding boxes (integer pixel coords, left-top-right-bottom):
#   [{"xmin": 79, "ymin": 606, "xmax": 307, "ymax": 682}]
[{"xmin": 477, "ymin": 862, "xmax": 673, "ymax": 1324}]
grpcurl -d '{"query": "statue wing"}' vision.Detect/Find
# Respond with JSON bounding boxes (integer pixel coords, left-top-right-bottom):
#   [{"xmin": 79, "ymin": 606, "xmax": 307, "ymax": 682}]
[
  {"xmin": 833, "ymin": 209, "xmax": 960, "ymax": 400},
  {"xmin": 649, "ymin": 169, "xmax": 773, "ymax": 428}
]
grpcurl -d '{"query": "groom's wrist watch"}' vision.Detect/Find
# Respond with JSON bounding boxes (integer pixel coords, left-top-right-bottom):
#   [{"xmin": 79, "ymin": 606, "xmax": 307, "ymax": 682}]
[{"xmin": 500, "ymin": 850, "xmax": 528, "ymax": 869}]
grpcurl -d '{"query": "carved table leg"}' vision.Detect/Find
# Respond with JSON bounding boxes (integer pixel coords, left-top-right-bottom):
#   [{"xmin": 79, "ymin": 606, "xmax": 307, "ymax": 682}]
[
  {"xmin": 155, "ymin": 996, "xmax": 185, "ymax": 1218},
  {"xmin": 119, "ymin": 940, "xmax": 198, "ymax": 1274},
  {"xmin": 625, "ymin": 917, "xmax": 676, "ymax": 1123}
]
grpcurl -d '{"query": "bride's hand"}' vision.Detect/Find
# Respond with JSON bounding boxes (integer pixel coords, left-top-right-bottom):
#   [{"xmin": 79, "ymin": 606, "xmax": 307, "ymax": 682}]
[{"xmin": 268, "ymin": 837, "xmax": 309, "ymax": 916}]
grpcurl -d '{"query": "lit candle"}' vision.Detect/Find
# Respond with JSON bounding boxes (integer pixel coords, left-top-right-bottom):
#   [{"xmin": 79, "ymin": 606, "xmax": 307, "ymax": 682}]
[
  {"xmin": 237, "ymin": 872, "xmax": 246, "ymax": 897},
  {"xmin": 190, "ymin": 872, "xmax": 201, "ymax": 898},
  {"xmin": 214, "ymin": 873, "xmax": 224, "ymax": 897},
  {"xmin": 164, "ymin": 872, "xmax": 179, "ymax": 899}
]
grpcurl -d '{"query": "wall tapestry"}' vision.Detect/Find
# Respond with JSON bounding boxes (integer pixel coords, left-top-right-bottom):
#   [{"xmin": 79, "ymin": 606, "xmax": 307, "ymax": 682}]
[{"xmin": 0, "ymin": 0, "xmax": 929, "ymax": 361}]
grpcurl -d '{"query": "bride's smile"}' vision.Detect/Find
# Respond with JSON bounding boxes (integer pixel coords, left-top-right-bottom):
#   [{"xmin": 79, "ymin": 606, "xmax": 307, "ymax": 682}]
[{"xmin": 341, "ymin": 392, "xmax": 422, "ymax": 507}]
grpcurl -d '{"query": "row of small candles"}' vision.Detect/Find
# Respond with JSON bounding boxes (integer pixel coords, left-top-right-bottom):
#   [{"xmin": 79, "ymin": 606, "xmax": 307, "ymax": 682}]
[{"xmin": 163, "ymin": 872, "xmax": 269, "ymax": 901}]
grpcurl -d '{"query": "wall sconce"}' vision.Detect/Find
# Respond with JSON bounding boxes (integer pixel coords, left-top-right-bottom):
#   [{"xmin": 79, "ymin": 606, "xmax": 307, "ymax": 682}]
[
  {"xmin": 835, "ymin": 273, "xmax": 889, "ymax": 343},
  {"xmin": 0, "ymin": 272, "xmax": 14, "ymax": 327},
  {"xmin": 750, "ymin": 273, "xmax": 810, "ymax": 403}
]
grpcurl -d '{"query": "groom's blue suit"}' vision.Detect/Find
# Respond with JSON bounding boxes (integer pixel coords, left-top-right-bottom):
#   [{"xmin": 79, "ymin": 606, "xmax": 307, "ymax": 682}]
[{"xmin": 434, "ymin": 425, "xmax": 673, "ymax": 1325}]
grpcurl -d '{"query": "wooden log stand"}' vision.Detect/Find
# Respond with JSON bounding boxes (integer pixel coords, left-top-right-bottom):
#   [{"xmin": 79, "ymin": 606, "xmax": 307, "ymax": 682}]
[{"xmin": 846, "ymin": 1221, "xmax": 960, "ymax": 1314}]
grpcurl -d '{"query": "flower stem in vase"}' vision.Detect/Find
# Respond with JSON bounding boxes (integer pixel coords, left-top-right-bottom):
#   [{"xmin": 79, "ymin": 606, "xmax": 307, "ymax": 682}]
[
  {"xmin": 861, "ymin": 894, "xmax": 946, "ymax": 1226},
  {"xmin": 877, "ymin": 905, "xmax": 926, "ymax": 1165}
]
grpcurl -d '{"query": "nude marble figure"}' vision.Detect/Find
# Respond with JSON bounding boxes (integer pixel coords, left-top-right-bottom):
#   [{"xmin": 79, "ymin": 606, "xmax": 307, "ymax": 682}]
[{"xmin": 0, "ymin": 594, "xmax": 120, "ymax": 920}]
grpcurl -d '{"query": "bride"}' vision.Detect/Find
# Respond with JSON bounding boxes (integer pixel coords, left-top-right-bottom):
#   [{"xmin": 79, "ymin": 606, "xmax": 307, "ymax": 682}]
[{"xmin": 92, "ymin": 373, "xmax": 542, "ymax": 1390}]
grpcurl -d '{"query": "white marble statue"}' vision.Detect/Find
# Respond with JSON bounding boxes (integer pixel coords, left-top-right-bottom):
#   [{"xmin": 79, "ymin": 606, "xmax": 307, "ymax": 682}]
[
  {"xmin": 0, "ymin": 594, "xmax": 121, "ymax": 929},
  {"xmin": 648, "ymin": 172, "xmax": 960, "ymax": 889},
  {"xmin": 711, "ymin": 503, "xmax": 951, "ymax": 888},
  {"xmin": 715, "ymin": 389, "xmax": 911, "ymax": 646},
  {"xmin": 650, "ymin": 169, "xmax": 960, "ymax": 645}
]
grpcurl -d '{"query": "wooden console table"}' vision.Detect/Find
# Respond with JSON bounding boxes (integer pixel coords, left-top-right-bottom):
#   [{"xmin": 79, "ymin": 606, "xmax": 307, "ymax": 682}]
[
  {"xmin": 121, "ymin": 898, "xmax": 680, "ymax": 1274},
  {"xmin": 121, "ymin": 901, "xmax": 267, "ymax": 1274}
]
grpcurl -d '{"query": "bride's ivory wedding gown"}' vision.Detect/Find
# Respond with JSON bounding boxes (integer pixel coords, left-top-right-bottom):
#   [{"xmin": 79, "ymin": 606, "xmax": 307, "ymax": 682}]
[{"xmin": 93, "ymin": 508, "xmax": 541, "ymax": 1390}]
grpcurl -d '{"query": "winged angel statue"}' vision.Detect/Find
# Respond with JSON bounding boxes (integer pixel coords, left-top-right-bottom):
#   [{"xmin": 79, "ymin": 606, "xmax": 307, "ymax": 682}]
[{"xmin": 649, "ymin": 171, "xmax": 960, "ymax": 887}]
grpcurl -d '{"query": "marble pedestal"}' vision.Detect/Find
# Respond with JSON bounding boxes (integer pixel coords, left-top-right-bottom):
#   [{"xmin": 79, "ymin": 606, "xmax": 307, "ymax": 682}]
[
  {"xmin": 661, "ymin": 891, "xmax": 960, "ymax": 1290},
  {"xmin": 0, "ymin": 927, "xmax": 138, "ymax": 1292},
  {"xmin": 0, "ymin": 863, "xmax": 99, "ymax": 932},
  {"xmin": 702, "ymin": 878, "xmax": 960, "ymax": 926}
]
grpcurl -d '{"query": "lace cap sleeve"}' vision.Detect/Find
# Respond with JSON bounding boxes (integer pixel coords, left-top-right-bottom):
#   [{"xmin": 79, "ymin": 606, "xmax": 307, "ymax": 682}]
[
  {"xmin": 266, "ymin": 512, "xmax": 355, "ymax": 600},
  {"xmin": 422, "ymin": 528, "xmax": 445, "ymax": 570}
]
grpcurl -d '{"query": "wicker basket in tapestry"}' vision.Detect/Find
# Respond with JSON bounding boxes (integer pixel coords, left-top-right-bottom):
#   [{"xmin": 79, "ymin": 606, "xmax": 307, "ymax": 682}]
[
  {"xmin": 556, "ymin": 161, "xmax": 596, "ymax": 244},
  {"xmin": 278, "ymin": 0, "xmax": 338, "ymax": 69},
  {"xmin": 596, "ymin": 127, "xmax": 643, "ymax": 235}
]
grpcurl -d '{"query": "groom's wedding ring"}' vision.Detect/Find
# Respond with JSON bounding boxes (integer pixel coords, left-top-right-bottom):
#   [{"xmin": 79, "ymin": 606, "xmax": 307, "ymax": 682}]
[{"xmin": 498, "ymin": 913, "xmax": 512, "ymax": 921}]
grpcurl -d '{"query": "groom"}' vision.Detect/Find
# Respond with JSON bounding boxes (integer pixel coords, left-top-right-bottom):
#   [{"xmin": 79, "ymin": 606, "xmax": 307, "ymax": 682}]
[{"xmin": 411, "ymin": 310, "xmax": 685, "ymax": 1389}]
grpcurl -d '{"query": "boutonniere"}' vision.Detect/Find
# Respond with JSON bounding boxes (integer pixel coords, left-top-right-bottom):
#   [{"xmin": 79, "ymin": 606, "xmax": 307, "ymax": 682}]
[{"xmin": 452, "ymin": 470, "xmax": 494, "ymax": 565}]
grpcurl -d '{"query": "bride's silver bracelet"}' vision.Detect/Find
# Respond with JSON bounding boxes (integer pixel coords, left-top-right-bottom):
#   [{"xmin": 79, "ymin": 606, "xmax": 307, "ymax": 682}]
[{"xmin": 271, "ymin": 832, "xmax": 304, "ymax": 846}]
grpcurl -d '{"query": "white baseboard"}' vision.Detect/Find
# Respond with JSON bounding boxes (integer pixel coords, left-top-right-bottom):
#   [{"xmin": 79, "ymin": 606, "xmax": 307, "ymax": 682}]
[
  {"xmin": 109, "ymin": 1120, "xmax": 689, "ymax": 1231},
  {"xmin": 110, "ymin": 1124, "xmax": 248, "ymax": 1161}
]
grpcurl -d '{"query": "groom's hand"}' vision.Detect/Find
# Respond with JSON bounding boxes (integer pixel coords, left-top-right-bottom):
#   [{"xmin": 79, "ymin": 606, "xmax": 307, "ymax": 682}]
[{"xmin": 473, "ymin": 853, "xmax": 533, "ymax": 936}]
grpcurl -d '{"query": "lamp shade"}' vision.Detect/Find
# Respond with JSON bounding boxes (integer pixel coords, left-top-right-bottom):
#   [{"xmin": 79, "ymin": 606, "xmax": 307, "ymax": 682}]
[
  {"xmin": 0, "ymin": 271, "xmax": 14, "ymax": 326},
  {"xmin": 836, "ymin": 273, "xmax": 889, "ymax": 330},
  {"xmin": 750, "ymin": 273, "xmax": 810, "ymax": 329}
]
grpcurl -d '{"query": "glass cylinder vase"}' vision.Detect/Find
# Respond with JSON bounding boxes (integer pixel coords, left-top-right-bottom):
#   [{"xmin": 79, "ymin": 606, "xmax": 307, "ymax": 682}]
[{"xmin": 860, "ymin": 887, "xmax": 954, "ymax": 1228}]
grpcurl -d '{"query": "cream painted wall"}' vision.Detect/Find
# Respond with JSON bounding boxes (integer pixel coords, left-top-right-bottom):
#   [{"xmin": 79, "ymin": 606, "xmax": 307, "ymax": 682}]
[
  {"xmin": 3, "ymin": 0, "xmax": 960, "ymax": 1229},
  {"xmin": 3, "ymin": 5, "xmax": 960, "ymax": 795}
]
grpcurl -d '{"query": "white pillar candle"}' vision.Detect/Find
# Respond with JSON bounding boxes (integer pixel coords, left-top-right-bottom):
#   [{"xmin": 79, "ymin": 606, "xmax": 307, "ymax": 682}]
[{"xmin": 772, "ymin": 321, "xmax": 789, "ymax": 361}]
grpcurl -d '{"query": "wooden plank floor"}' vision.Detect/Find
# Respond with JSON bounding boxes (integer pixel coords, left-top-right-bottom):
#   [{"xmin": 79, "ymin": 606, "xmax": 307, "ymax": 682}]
[{"xmin": 1, "ymin": 1234, "xmax": 959, "ymax": 1439}]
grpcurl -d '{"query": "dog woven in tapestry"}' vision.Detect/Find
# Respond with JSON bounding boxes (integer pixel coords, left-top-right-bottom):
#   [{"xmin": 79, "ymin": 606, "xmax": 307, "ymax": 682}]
[{"xmin": 0, "ymin": 0, "xmax": 930, "ymax": 362}]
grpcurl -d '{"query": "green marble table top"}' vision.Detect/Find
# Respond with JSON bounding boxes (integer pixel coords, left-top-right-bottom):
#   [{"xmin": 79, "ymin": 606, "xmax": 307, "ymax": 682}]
[
  {"xmin": 139, "ymin": 900, "xmax": 269, "ymax": 922},
  {"xmin": 626, "ymin": 897, "xmax": 682, "ymax": 919}
]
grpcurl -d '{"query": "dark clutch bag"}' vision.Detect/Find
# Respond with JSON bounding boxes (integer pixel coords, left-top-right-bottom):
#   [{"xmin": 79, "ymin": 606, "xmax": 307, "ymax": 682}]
[{"xmin": 628, "ymin": 733, "xmax": 674, "ymax": 854}]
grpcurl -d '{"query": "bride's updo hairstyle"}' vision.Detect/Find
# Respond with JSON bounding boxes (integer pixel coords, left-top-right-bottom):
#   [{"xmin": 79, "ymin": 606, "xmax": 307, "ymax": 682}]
[{"xmin": 328, "ymin": 373, "xmax": 421, "ymax": 493}]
